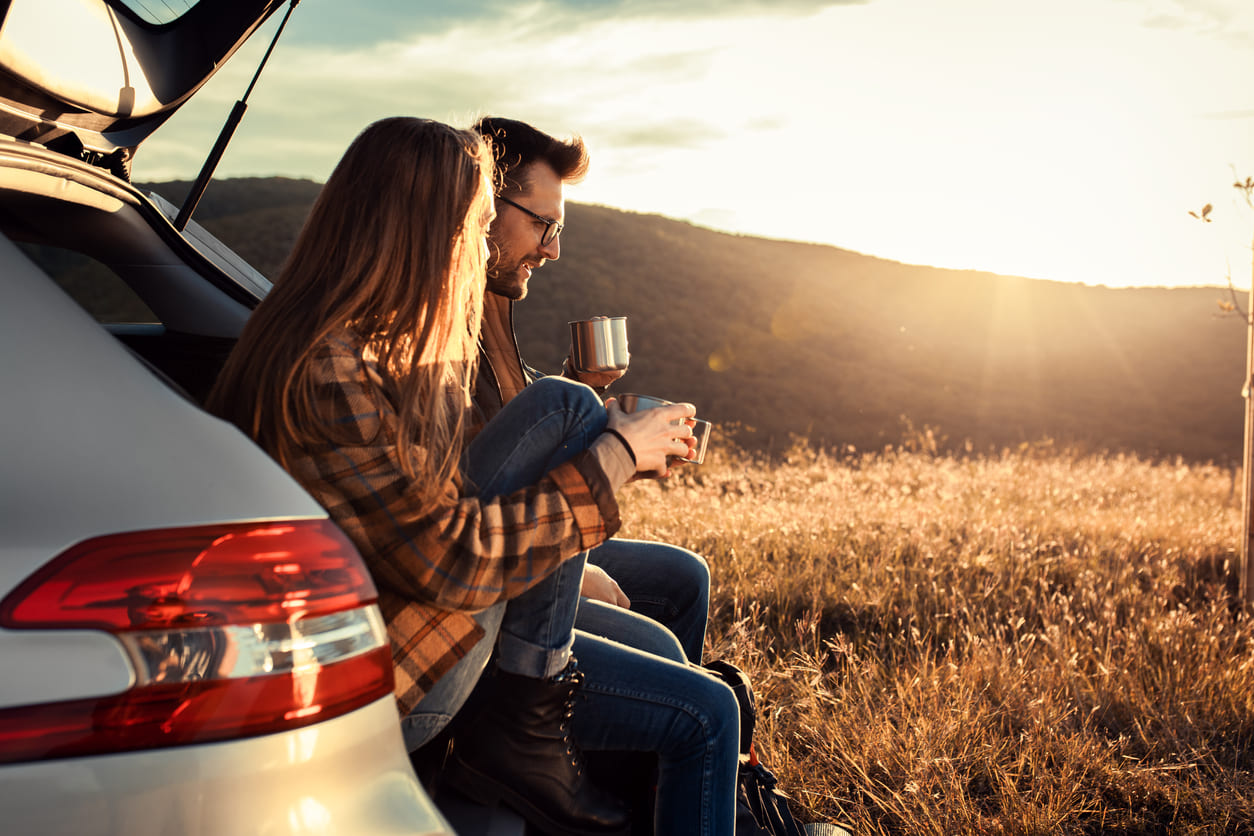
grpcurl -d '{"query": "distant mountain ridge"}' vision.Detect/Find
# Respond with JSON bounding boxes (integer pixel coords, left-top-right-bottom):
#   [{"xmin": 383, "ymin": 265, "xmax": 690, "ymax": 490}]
[{"xmin": 143, "ymin": 177, "xmax": 1247, "ymax": 462}]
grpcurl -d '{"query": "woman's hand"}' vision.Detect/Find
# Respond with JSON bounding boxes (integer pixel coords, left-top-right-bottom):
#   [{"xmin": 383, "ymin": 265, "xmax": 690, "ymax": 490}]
[
  {"xmin": 580, "ymin": 564, "xmax": 631, "ymax": 607},
  {"xmin": 605, "ymin": 397, "xmax": 696, "ymax": 477}
]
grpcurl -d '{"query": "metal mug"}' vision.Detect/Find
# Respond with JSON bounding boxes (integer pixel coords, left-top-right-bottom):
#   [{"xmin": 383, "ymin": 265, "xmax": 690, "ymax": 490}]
[
  {"xmin": 678, "ymin": 419, "xmax": 712, "ymax": 464},
  {"xmin": 569, "ymin": 316, "xmax": 629, "ymax": 373},
  {"xmin": 617, "ymin": 393, "xmax": 673, "ymax": 415},
  {"xmin": 619, "ymin": 394, "xmax": 708, "ymax": 464}
]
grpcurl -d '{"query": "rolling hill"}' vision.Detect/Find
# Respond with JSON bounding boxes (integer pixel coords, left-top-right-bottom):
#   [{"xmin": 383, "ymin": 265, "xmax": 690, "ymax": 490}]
[{"xmin": 145, "ymin": 177, "xmax": 1249, "ymax": 462}]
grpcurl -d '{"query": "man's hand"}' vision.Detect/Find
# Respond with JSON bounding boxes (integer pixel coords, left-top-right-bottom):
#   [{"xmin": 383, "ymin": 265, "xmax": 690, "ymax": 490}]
[
  {"xmin": 580, "ymin": 564, "xmax": 631, "ymax": 608},
  {"xmin": 564, "ymin": 355, "xmax": 627, "ymax": 390}
]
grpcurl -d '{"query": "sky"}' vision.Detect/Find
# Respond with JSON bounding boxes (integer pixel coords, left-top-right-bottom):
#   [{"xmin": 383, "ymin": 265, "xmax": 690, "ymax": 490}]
[{"xmin": 136, "ymin": 0, "xmax": 1254, "ymax": 290}]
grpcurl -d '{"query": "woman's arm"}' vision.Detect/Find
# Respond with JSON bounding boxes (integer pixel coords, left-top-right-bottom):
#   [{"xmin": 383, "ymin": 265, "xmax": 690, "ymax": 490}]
[{"xmin": 288, "ymin": 339, "xmax": 632, "ymax": 613}]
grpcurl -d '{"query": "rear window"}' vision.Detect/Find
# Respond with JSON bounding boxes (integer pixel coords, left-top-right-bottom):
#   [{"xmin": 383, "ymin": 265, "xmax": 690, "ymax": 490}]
[
  {"xmin": 113, "ymin": 0, "xmax": 199, "ymax": 26},
  {"xmin": 17, "ymin": 243, "xmax": 158, "ymax": 324}
]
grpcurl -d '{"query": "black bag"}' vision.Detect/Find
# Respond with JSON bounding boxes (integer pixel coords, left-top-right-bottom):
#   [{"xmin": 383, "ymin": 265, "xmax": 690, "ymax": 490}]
[
  {"xmin": 703, "ymin": 660, "xmax": 806, "ymax": 836},
  {"xmin": 737, "ymin": 760, "xmax": 806, "ymax": 836}
]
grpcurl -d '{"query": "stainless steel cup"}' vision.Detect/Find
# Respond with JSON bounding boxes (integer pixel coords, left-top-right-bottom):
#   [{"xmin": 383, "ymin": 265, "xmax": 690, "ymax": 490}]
[
  {"xmin": 678, "ymin": 419, "xmax": 712, "ymax": 464},
  {"xmin": 618, "ymin": 394, "xmax": 687, "ymax": 429},
  {"xmin": 570, "ymin": 316, "xmax": 628, "ymax": 373},
  {"xmin": 618, "ymin": 393, "xmax": 672, "ymax": 414},
  {"xmin": 618, "ymin": 393, "xmax": 704, "ymax": 470}
]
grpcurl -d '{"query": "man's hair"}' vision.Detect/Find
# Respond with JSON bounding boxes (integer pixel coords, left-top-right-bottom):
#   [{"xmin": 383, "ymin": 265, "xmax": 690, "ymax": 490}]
[
  {"xmin": 473, "ymin": 116, "xmax": 589, "ymax": 197},
  {"xmin": 207, "ymin": 117, "xmax": 494, "ymax": 504}
]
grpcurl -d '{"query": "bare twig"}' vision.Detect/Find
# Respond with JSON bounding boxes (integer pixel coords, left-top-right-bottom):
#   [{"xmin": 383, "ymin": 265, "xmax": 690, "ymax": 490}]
[{"xmin": 1194, "ymin": 177, "xmax": 1254, "ymax": 319}]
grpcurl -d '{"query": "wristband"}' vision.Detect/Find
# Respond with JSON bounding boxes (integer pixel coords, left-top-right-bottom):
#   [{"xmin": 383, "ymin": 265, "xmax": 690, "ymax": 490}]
[{"xmin": 603, "ymin": 428, "xmax": 637, "ymax": 466}]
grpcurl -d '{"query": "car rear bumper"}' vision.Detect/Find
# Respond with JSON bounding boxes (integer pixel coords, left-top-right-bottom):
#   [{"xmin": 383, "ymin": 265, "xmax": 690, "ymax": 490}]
[{"xmin": 0, "ymin": 696, "xmax": 453, "ymax": 835}]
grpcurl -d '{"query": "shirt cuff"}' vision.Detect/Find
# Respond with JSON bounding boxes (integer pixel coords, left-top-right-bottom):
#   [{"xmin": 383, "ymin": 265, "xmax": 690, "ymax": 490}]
[{"xmin": 590, "ymin": 433, "xmax": 635, "ymax": 490}]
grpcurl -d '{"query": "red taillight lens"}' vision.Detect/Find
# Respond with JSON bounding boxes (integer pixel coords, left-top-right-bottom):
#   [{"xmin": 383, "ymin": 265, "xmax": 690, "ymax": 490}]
[
  {"xmin": 0, "ymin": 520, "xmax": 395, "ymax": 764},
  {"xmin": 2, "ymin": 520, "xmax": 374, "ymax": 630}
]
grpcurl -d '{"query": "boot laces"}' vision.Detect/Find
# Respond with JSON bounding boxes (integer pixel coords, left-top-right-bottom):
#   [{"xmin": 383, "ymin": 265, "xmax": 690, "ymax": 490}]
[{"xmin": 558, "ymin": 666, "xmax": 584, "ymax": 768}]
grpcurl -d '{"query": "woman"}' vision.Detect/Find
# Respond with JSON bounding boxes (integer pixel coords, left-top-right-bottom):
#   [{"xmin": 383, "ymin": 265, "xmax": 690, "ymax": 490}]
[{"xmin": 207, "ymin": 117, "xmax": 739, "ymax": 836}]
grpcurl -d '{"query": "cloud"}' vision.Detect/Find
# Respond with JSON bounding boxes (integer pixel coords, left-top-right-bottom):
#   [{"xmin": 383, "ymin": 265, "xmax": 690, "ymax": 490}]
[
  {"xmin": 287, "ymin": 0, "xmax": 871, "ymax": 46},
  {"xmin": 133, "ymin": 0, "xmax": 1254, "ymax": 290},
  {"xmin": 141, "ymin": 0, "xmax": 855, "ymax": 183},
  {"xmin": 1139, "ymin": 11, "xmax": 1193, "ymax": 30},
  {"xmin": 593, "ymin": 119, "xmax": 730, "ymax": 151},
  {"xmin": 1124, "ymin": 0, "xmax": 1254, "ymax": 44},
  {"xmin": 283, "ymin": 0, "xmax": 495, "ymax": 47},
  {"xmin": 745, "ymin": 115, "xmax": 790, "ymax": 133},
  {"xmin": 142, "ymin": 7, "xmax": 711, "ymax": 178},
  {"xmin": 542, "ymin": 0, "xmax": 871, "ymax": 21}
]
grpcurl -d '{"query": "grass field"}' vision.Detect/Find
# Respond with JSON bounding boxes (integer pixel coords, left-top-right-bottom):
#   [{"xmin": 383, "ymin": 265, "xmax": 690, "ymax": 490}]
[{"xmin": 616, "ymin": 432, "xmax": 1254, "ymax": 835}]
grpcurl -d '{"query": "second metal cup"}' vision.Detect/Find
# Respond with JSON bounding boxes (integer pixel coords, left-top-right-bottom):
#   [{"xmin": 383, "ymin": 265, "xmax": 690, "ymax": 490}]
[
  {"xmin": 570, "ymin": 316, "xmax": 628, "ymax": 373},
  {"xmin": 619, "ymin": 393, "xmax": 709, "ymax": 464},
  {"xmin": 617, "ymin": 392, "xmax": 673, "ymax": 415},
  {"xmin": 618, "ymin": 394, "xmax": 685, "ymax": 428},
  {"xmin": 678, "ymin": 419, "xmax": 712, "ymax": 464}
]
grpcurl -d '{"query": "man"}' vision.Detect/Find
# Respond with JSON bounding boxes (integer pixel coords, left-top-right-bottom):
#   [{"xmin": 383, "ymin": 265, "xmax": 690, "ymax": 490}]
[{"xmin": 472, "ymin": 115, "xmax": 710, "ymax": 663}]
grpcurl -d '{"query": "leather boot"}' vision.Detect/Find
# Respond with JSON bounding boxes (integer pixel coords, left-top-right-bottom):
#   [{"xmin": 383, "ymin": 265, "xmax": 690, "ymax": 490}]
[{"xmin": 444, "ymin": 658, "xmax": 630, "ymax": 836}]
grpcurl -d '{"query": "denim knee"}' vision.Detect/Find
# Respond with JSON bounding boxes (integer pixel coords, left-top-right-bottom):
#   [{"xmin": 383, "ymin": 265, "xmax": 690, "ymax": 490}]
[
  {"xmin": 526, "ymin": 375, "xmax": 607, "ymax": 428},
  {"xmin": 674, "ymin": 549, "xmax": 711, "ymax": 608},
  {"xmin": 467, "ymin": 375, "xmax": 609, "ymax": 497},
  {"xmin": 668, "ymin": 669, "xmax": 742, "ymax": 759},
  {"xmin": 650, "ymin": 546, "xmax": 710, "ymax": 625}
]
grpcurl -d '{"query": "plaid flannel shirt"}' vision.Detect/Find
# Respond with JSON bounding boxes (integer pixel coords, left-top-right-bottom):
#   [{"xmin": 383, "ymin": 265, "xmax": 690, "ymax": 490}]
[{"xmin": 284, "ymin": 330, "xmax": 623, "ymax": 715}]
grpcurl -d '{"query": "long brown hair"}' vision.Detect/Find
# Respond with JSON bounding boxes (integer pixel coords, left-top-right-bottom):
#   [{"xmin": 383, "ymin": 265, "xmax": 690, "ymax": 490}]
[{"xmin": 207, "ymin": 117, "xmax": 494, "ymax": 504}]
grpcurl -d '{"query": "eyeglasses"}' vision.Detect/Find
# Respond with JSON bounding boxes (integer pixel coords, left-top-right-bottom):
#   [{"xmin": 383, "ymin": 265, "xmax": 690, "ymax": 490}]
[{"xmin": 496, "ymin": 194, "xmax": 564, "ymax": 246}]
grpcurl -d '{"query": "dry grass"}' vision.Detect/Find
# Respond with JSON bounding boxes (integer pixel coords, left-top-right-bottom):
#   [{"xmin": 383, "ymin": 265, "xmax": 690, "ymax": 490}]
[{"xmin": 617, "ymin": 433, "xmax": 1254, "ymax": 835}]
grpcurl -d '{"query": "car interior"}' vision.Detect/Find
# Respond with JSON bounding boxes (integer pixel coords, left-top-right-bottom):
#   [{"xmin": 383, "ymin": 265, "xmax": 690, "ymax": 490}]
[{"xmin": 0, "ymin": 137, "xmax": 262, "ymax": 403}]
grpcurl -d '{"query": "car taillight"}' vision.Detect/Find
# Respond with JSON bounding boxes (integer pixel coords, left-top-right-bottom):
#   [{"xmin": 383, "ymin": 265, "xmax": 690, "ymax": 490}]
[{"xmin": 0, "ymin": 520, "xmax": 395, "ymax": 764}]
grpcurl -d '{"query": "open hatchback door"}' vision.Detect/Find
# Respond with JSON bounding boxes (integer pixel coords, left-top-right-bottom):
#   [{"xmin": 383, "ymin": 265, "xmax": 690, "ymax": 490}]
[{"xmin": 0, "ymin": 0, "xmax": 285, "ymax": 178}]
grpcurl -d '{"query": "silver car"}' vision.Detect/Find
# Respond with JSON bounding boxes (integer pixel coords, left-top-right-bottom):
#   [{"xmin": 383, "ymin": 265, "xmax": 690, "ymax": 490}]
[{"xmin": 0, "ymin": 1, "xmax": 454, "ymax": 833}]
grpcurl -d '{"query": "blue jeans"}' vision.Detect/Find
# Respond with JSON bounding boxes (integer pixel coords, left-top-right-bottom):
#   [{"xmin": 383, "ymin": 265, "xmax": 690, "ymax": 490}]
[
  {"xmin": 402, "ymin": 376, "xmax": 738, "ymax": 835},
  {"xmin": 571, "ymin": 636, "xmax": 739, "ymax": 836},
  {"xmin": 584, "ymin": 538, "xmax": 710, "ymax": 663}
]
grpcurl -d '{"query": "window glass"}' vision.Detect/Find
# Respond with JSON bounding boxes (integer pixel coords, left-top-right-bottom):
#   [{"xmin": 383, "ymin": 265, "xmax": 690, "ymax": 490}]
[
  {"xmin": 18, "ymin": 243, "xmax": 158, "ymax": 323},
  {"xmin": 112, "ymin": 0, "xmax": 199, "ymax": 26}
]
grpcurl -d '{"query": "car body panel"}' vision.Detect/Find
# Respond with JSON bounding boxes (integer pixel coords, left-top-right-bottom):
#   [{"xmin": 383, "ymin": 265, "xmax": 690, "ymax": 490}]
[
  {"xmin": 0, "ymin": 630, "xmax": 134, "ymax": 709},
  {"xmin": 0, "ymin": 230, "xmax": 321, "ymax": 590},
  {"xmin": 0, "ymin": 698, "xmax": 455, "ymax": 836}
]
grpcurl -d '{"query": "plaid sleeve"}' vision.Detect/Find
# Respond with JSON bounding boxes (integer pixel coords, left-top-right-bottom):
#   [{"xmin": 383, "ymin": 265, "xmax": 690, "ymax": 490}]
[{"xmin": 290, "ymin": 335, "xmax": 620, "ymax": 613}]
